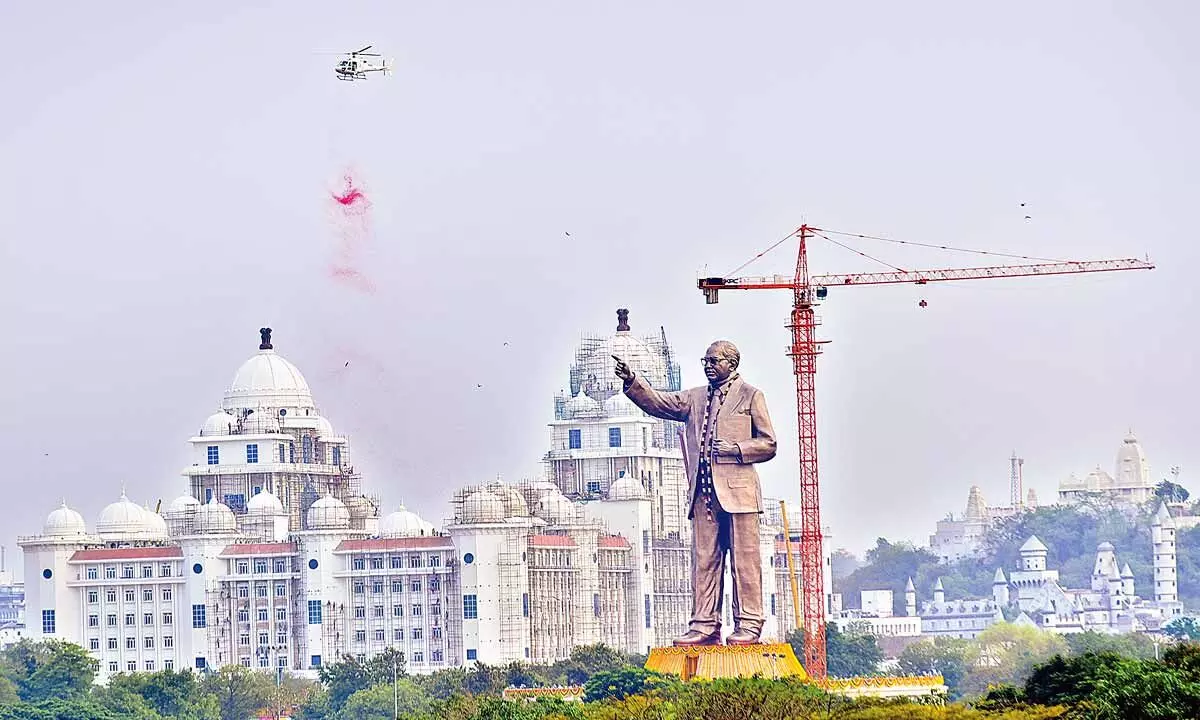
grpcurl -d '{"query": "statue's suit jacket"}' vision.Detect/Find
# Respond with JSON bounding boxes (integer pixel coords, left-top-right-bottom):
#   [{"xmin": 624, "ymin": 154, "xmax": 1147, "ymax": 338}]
[{"xmin": 624, "ymin": 374, "xmax": 777, "ymax": 517}]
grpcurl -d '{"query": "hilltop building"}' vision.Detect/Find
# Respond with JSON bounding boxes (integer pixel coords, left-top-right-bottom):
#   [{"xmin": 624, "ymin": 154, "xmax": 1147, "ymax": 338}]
[{"xmin": 1058, "ymin": 432, "xmax": 1158, "ymax": 506}]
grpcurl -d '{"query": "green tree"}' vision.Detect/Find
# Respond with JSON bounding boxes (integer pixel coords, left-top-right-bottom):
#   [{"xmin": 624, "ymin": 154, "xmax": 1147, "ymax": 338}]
[
  {"xmin": 556, "ymin": 644, "xmax": 629, "ymax": 685},
  {"xmin": 582, "ymin": 667, "xmax": 675, "ymax": 702},
  {"xmin": 104, "ymin": 669, "xmax": 217, "ymax": 719},
  {"xmin": 895, "ymin": 637, "xmax": 971, "ymax": 699},
  {"xmin": 201, "ymin": 665, "xmax": 274, "ymax": 720},
  {"xmin": 1155, "ymin": 480, "xmax": 1190, "ymax": 504},
  {"xmin": 337, "ymin": 680, "xmax": 430, "ymax": 720},
  {"xmin": 962, "ymin": 623, "xmax": 1068, "ymax": 697},
  {"xmin": 830, "ymin": 549, "xmax": 860, "ymax": 585},
  {"xmin": 1164, "ymin": 617, "xmax": 1200, "ymax": 641},
  {"xmin": 414, "ymin": 667, "xmax": 468, "ymax": 700},
  {"xmin": 316, "ymin": 655, "xmax": 375, "ymax": 711},
  {"xmin": 0, "ymin": 639, "xmax": 98, "ymax": 702},
  {"xmin": 839, "ymin": 539, "xmax": 942, "ymax": 615},
  {"xmin": 1024, "ymin": 652, "xmax": 1129, "ymax": 706},
  {"xmin": 1065, "ymin": 630, "xmax": 1157, "ymax": 659},
  {"xmin": 787, "ymin": 624, "xmax": 884, "ymax": 678}
]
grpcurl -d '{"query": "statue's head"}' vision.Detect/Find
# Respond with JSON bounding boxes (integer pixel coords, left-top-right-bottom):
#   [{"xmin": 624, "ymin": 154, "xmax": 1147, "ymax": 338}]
[{"xmin": 703, "ymin": 340, "xmax": 740, "ymax": 385}]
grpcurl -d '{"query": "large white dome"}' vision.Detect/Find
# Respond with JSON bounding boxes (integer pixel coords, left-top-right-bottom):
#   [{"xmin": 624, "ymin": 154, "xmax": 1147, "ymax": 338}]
[
  {"xmin": 307, "ymin": 494, "xmax": 350, "ymax": 530},
  {"xmin": 194, "ymin": 500, "xmax": 237, "ymax": 534},
  {"xmin": 246, "ymin": 489, "xmax": 284, "ymax": 515},
  {"xmin": 44, "ymin": 502, "xmax": 87, "ymax": 537},
  {"xmin": 97, "ymin": 493, "xmax": 151, "ymax": 540},
  {"xmin": 222, "ymin": 329, "xmax": 314, "ymax": 411},
  {"xmin": 379, "ymin": 506, "xmax": 435, "ymax": 537},
  {"xmin": 568, "ymin": 309, "xmax": 677, "ymax": 405}
]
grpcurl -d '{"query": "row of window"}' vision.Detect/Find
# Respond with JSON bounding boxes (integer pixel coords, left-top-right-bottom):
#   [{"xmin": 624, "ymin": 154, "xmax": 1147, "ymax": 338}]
[
  {"xmin": 351, "ymin": 554, "xmax": 443, "ymax": 570},
  {"xmin": 235, "ymin": 559, "xmax": 291, "ymax": 574},
  {"xmin": 89, "ymin": 635, "xmax": 174, "ymax": 651},
  {"xmin": 235, "ymin": 607, "xmax": 287, "ymax": 623},
  {"xmin": 85, "ymin": 564, "xmax": 175, "ymax": 580},
  {"xmin": 352, "ymin": 627, "xmax": 439, "ymax": 643},
  {"xmin": 88, "ymin": 587, "xmax": 173, "ymax": 604},
  {"xmin": 88, "ymin": 612, "xmax": 173, "ymax": 628},
  {"xmin": 109, "ymin": 659, "xmax": 172, "ymax": 673},
  {"xmin": 352, "ymin": 578, "xmax": 440, "ymax": 594},
  {"xmin": 566, "ymin": 427, "xmax": 624, "ymax": 449},
  {"xmin": 350, "ymin": 604, "xmax": 436, "ymax": 619},
  {"xmin": 228, "ymin": 582, "xmax": 289, "ymax": 598},
  {"xmin": 239, "ymin": 631, "xmax": 289, "ymax": 646},
  {"xmin": 205, "ymin": 440, "xmax": 342, "ymax": 467}
]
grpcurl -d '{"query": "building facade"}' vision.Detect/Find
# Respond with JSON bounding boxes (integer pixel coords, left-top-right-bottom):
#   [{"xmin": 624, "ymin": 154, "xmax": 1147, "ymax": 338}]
[{"xmin": 21, "ymin": 324, "xmax": 825, "ymax": 681}]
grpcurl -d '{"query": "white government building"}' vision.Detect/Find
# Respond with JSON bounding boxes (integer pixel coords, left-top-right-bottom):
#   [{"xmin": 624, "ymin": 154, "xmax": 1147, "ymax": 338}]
[{"xmin": 20, "ymin": 315, "xmax": 829, "ymax": 681}]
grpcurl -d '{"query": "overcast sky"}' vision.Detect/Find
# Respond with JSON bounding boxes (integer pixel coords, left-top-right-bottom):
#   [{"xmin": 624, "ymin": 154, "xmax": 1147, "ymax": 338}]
[{"xmin": 1, "ymin": 2, "xmax": 1196, "ymax": 578}]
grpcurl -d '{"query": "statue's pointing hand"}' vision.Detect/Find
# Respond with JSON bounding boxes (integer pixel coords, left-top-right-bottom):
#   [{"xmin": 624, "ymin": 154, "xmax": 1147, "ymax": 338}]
[{"xmin": 613, "ymin": 355, "xmax": 634, "ymax": 383}]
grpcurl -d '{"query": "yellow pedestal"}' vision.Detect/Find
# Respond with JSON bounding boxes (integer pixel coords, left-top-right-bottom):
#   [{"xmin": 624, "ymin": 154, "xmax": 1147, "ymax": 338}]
[{"xmin": 644, "ymin": 643, "xmax": 808, "ymax": 682}]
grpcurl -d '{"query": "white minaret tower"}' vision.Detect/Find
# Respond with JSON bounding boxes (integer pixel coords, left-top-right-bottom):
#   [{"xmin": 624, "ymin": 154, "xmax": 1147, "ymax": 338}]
[
  {"xmin": 993, "ymin": 568, "xmax": 1009, "ymax": 606},
  {"xmin": 905, "ymin": 577, "xmax": 916, "ymax": 617},
  {"xmin": 932, "ymin": 577, "xmax": 945, "ymax": 604},
  {"xmin": 1152, "ymin": 502, "xmax": 1178, "ymax": 603}
]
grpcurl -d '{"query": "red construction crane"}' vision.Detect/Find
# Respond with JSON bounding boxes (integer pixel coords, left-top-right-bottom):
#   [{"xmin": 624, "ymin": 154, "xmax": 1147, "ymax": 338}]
[{"xmin": 698, "ymin": 224, "xmax": 1154, "ymax": 679}]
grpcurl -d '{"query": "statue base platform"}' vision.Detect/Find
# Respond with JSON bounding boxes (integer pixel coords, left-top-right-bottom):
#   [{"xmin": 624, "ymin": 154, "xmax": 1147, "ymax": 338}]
[{"xmin": 644, "ymin": 642, "xmax": 807, "ymax": 682}]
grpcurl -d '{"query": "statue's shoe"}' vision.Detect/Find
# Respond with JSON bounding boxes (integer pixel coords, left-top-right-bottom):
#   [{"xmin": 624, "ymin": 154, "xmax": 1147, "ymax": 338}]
[
  {"xmin": 672, "ymin": 630, "xmax": 721, "ymax": 647},
  {"xmin": 725, "ymin": 628, "xmax": 762, "ymax": 646}
]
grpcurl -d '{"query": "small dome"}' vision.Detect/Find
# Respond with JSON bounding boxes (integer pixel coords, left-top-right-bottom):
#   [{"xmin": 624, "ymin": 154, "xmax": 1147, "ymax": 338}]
[
  {"xmin": 200, "ymin": 411, "xmax": 234, "ymax": 437},
  {"xmin": 380, "ymin": 505, "xmax": 435, "ymax": 537},
  {"xmin": 564, "ymin": 389, "xmax": 602, "ymax": 418},
  {"xmin": 222, "ymin": 333, "xmax": 315, "ymax": 411},
  {"xmin": 607, "ymin": 474, "xmax": 645, "ymax": 501},
  {"xmin": 1097, "ymin": 541, "xmax": 1115, "ymax": 552},
  {"xmin": 97, "ymin": 494, "xmax": 150, "ymax": 539},
  {"xmin": 520, "ymin": 479, "xmax": 559, "ymax": 505},
  {"xmin": 194, "ymin": 500, "xmax": 237, "ymax": 534},
  {"xmin": 603, "ymin": 392, "xmax": 640, "ymax": 417},
  {"xmin": 486, "ymin": 483, "xmax": 529, "ymax": 518},
  {"xmin": 461, "ymin": 490, "xmax": 504, "ymax": 523},
  {"xmin": 241, "ymin": 411, "xmax": 281, "ymax": 434},
  {"xmin": 166, "ymin": 494, "xmax": 201, "ymax": 515},
  {"xmin": 44, "ymin": 502, "xmax": 87, "ymax": 537},
  {"xmin": 143, "ymin": 508, "xmax": 169, "ymax": 540},
  {"xmin": 307, "ymin": 494, "xmax": 350, "ymax": 530},
  {"xmin": 315, "ymin": 416, "xmax": 335, "ymax": 438},
  {"xmin": 345, "ymin": 495, "xmax": 376, "ymax": 520},
  {"xmin": 536, "ymin": 491, "xmax": 575, "ymax": 524},
  {"xmin": 246, "ymin": 489, "xmax": 284, "ymax": 515}
]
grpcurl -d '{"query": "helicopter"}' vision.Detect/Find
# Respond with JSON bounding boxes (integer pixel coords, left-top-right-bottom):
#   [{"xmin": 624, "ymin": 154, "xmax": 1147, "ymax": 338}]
[{"xmin": 333, "ymin": 45, "xmax": 391, "ymax": 81}]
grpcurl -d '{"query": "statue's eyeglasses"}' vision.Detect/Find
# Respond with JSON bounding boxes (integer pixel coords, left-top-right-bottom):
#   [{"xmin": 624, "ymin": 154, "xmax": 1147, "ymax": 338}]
[{"xmin": 701, "ymin": 357, "xmax": 726, "ymax": 366}]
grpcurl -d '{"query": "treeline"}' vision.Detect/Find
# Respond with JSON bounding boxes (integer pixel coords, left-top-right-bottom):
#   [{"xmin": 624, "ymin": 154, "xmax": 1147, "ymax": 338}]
[
  {"xmin": 3, "ymin": 633, "xmax": 1200, "ymax": 719},
  {"xmin": 837, "ymin": 500, "xmax": 1200, "ymax": 615}
]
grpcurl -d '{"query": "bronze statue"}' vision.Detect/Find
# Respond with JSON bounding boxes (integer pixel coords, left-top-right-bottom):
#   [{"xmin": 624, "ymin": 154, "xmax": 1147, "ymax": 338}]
[{"xmin": 614, "ymin": 340, "xmax": 777, "ymax": 646}]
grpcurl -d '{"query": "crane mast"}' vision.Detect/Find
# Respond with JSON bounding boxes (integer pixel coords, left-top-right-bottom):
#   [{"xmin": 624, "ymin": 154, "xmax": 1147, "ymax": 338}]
[{"xmin": 698, "ymin": 224, "xmax": 1154, "ymax": 679}]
